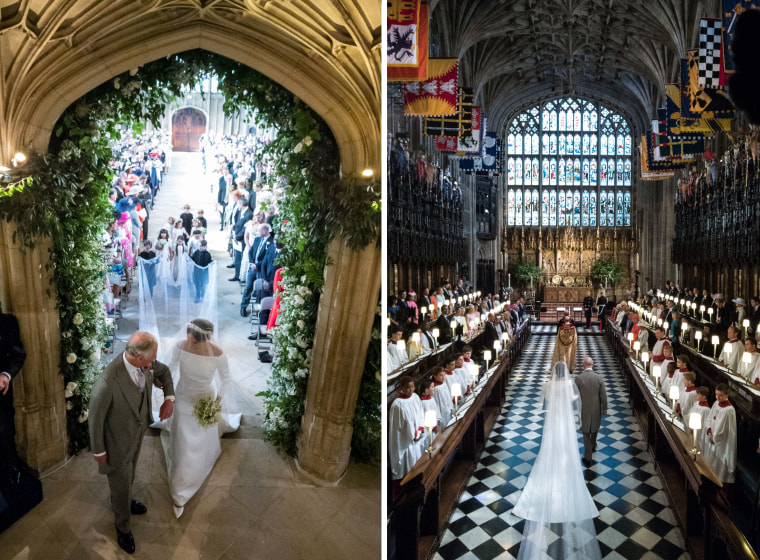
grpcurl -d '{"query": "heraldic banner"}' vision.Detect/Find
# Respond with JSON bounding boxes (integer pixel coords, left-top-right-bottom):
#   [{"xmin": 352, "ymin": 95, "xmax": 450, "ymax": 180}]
[
  {"xmin": 403, "ymin": 58, "xmax": 458, "ymax": 116},
  {"xmin": 388, "ymin": 0, "xmax": 428, "ymax": 81}
]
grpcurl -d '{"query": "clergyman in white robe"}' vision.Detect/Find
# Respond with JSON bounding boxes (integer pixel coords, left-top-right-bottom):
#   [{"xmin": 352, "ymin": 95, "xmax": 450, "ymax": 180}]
[{"xmin": 718, "ymin": 338, "xmax": 744, "ymax": 373}]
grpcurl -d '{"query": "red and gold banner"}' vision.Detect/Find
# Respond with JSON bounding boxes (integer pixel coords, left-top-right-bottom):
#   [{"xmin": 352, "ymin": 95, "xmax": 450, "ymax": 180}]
[
  {"xmin": 403, "ymin": 58, "xmax": 458, "ymax": 116},
  {"xmin": 388, "ymin": 2, "xmax": 428, "ymax": 82}
]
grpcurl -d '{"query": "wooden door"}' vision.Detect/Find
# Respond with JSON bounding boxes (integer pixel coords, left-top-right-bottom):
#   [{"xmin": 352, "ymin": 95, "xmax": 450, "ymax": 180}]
[{"xmin": 172, "ymin": 108, "xmax": 206, "ymax": 152}]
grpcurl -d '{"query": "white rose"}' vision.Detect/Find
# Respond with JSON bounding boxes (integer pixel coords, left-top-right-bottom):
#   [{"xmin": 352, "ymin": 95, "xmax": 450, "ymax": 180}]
[
  {"xmin": 113, "ymin": 77, "xmax": 121, "ymax": 89},
  {"xmin": 294, "ymin": 143, "xmax": 303, "ymax": 153},
  {"xmin": 66, "ymin": 353, "xmax": 77, "ymax": 364},
  {"xmin": 66, "ymin": 401, "xmax": 73, "ymax": 411},
  {"xmin": 64, "ymin": 389, "xmax": 74, "ymax": 399},
  {"xmin": 89, "ymin": 349, "xmax": 101, "ymax": 363},
  {"xmin": 303, "ymin": 136, "xmax": 313, "ymax": 146},
  {"xmin": 294, "ymin": 295, "xmax": 305, "ymax": 305},
  {"xmin": 288, "ymin": 347, "xmax": 299, "ymax": 359},
  {"xmin": 297, "ymin": 320, "xmax": 305, "ymax": 328},
  {"xmin": 72, "ymin": 313, "xmax": 83, "ymax": 325},
  {"xmin": 78, "ymin": 410, "xmax": 89, "ymax": 423},
  {"xmin": 65, "ymin": 381, "xmax": 78, "ymax": 392},
  {"xmin": 297, "ymin": 338, "xmax": 309, "ymax": 349}
]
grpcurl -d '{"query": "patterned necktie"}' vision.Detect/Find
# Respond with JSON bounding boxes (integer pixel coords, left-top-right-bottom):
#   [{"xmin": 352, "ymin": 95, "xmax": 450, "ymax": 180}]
[{"xmin": 137, "ymin": 367, "xmax": 147, "ymax": 391}]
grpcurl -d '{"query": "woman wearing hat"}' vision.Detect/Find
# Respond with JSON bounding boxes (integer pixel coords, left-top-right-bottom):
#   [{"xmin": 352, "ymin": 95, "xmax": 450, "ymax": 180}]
[{"xmin": 733, "ymin": 298, "xmax": 747, "ymax": 328}]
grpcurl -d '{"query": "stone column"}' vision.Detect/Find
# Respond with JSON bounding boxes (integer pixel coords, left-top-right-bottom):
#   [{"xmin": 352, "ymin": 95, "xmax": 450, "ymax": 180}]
[
  {"xmin": 0, "ymin": 222, "xmax": 66, "ymax": 471},
  {"xmin": 296, "ymin": 237, "xmax": 381, "ymax": 483}
]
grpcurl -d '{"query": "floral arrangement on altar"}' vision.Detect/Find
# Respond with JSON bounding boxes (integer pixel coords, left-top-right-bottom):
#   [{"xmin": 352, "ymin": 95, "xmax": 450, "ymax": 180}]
[{"xmin": 193, "ymin": 397, "xmax": 222, "ymax": 428}]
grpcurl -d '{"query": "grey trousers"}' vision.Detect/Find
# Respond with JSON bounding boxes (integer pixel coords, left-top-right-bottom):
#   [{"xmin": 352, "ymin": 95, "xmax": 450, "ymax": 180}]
[
  {"xmin": 107, "ymin": 438, "xmax": 144, "ymax": 533},
  {"xmin": 582, "ymin": 431, "xmax": 598, "ymax": 461}
]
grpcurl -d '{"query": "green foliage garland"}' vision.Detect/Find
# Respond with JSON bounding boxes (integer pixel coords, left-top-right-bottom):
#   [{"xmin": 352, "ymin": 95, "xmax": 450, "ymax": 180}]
[{"xmin": 0, "ymin": 50, "xmax": 380, "ymax": 461}]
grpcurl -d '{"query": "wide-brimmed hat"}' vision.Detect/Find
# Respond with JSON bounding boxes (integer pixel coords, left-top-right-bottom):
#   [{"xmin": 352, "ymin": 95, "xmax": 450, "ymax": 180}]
[
  {"xmin": 127, "ymin": 185, "xmax": 142, "ymax": 196},
  {"xmin": 713, "ymin": 293, "xmax": 724, "ymax": 300},
  {"xmin": 116, "ymin": 212, "xmax": 130, "ymax": 223},
  {"xmin": 733, "ymin": 298, "xmax": 745, "ymax": 306}
]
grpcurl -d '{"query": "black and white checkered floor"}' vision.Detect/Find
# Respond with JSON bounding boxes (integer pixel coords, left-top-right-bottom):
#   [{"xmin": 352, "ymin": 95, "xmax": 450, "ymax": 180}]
[{"xmin": 434, "ymin": 332, "xmax": 689, "ymax": 560}]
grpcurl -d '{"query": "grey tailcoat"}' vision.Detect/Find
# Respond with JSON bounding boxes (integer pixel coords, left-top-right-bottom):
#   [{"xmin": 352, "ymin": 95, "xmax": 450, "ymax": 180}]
[
  {"xmin": 574, "ymin": 368, "xmax": 607, "ymax": 433},
  {"xmin": 88, "ymin": 353, "xmax": 175, "ymax": 474}
]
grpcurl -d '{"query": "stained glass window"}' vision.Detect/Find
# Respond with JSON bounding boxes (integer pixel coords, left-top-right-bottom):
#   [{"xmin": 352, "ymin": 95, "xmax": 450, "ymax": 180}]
[{"xmin": 507, "ymin": 97, "xmax": 632, "ymax": 228}]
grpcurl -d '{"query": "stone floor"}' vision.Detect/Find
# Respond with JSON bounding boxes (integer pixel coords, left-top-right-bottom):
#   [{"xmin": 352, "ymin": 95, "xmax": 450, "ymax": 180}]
[{"xmin": 0, "ymin": 152, "xmax": 380, "ymax": 560}]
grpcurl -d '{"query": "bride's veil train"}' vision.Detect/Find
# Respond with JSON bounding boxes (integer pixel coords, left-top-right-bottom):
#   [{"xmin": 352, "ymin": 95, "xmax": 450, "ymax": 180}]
[{"xmin": 511, "ymin": 361, "xmax": 602, "ymax": 560}]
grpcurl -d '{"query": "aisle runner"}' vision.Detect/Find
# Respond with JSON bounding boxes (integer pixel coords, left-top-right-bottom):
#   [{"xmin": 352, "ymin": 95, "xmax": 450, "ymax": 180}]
[{"xmin": 434, "ymin": 336, "xmax": 690, "ymax": 560}]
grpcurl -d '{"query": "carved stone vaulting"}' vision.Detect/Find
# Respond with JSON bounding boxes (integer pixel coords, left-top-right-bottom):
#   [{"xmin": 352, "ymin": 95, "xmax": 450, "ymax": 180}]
[{"xmin": 0, "ymin": 0, "xmax": 380, "ymax": 483}]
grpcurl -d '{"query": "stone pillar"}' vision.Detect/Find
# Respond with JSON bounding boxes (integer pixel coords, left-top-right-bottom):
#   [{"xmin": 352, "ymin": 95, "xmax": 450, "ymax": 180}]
[
  {"xmin": 296, "ymin": 237, "xmax": 381, "ymax": 483},
  {"xmin": 0, "ymin": 222, "xmax": 66, "ymax": 471}
]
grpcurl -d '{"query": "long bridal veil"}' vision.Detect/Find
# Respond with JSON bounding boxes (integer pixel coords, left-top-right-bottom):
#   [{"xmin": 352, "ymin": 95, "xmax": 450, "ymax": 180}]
[
  {"xmin": 512, "ymin": 361, "xmax": 601, "ymax": 560},
  {"xmin": 137, "ymin": 254, "xmax": 218, "ymax": 361}
]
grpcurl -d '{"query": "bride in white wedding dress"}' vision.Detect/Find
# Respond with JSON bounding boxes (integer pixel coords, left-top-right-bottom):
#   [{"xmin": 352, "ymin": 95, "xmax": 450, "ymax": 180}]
[
  {"xmin": 511, "ymin": 360, "xmax": 601, "ymax": 560},
  {"xmin": 160, "ymin": 319, "xmax": 241, "ymax": 518}
]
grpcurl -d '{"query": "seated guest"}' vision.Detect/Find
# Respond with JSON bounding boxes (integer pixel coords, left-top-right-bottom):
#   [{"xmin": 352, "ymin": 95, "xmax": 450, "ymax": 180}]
[
  {"xmin": 417, "ymin": 378, "xmax": 441, "ymax": 431},
  {"xmin": 651, "ymin": 327, "xmax": 671, "ymax": 363},
  {"xmin": 743, "ymin": 338, "xmax": 760, "ymax": 384},
  {"xmin": 677, "ymin": 372, "xmax": 697, "ymax": 418},
  {"xmin": 435, "ymin": 305, "xmax": 453, "ymax": 345},
  {"xmin": 704, "ymin": 384, "xmax": 737, "ymax": 494},
  {"xmin": 718, "ymin": 325, "xmax": 744, "ymax": 372},
  {"xmin": 387, "ymin": 326, "xmax": 409, "ymax": 372},
  {"xmin": 431, "ymin": 367, "xmax": 453, "ymax": 426},
  {"xmin": 420, "ymin": 323, "xmax": 437, "ymax": 354},
  {"xmin": 389, "ymin": 376, "xmax": 425, "ymax": 481}
]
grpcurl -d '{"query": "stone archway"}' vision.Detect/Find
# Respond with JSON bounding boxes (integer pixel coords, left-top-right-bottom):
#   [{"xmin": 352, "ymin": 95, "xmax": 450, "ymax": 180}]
[
  {"xmin": 0, "ymin": 2, "xmax": 380, "ymax": 482},
  {"xmin": 171, "ymin": 107, "xmax": 207, "ymax": 152}
]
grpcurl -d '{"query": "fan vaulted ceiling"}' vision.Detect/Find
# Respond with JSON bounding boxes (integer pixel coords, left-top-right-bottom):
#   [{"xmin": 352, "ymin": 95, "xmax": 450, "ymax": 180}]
[
  {"xmin": 0, "ymin": 0, "xmax": 380, "ymax": 171},
  {"xmin": 427, "ymin": 0, "xmax": 715, "ymax": 133}
]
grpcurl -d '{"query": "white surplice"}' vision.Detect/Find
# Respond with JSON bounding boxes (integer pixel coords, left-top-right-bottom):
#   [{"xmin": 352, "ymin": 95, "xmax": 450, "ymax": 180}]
[
  {"xmin": 432, "ymin": 381, "xmax": 453, "ymax": 426},
  {"xmin": 387, "ymin": 342, "xmax": 408, "ymax": 372},
  {"xmin": 389, "ymin": 394, "xmax": 425, "ymax": 480},
  {"xmin": 704, "ymin": 401, "xmax": 737, "ymax": 483}
]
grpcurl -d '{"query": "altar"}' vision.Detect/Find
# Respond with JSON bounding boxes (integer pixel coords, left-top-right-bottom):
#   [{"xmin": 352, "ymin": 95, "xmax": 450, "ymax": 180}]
[{"xmin": 543, "ymin": 286, "xmax": 592, "ymax": 303}]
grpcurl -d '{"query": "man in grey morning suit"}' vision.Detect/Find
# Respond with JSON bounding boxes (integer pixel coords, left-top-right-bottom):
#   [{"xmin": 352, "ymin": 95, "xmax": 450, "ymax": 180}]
[
  {"xmin": 89, "ymin": 331, "xmax": 175, "ymax": 554},
  {"xmin": 575, "ymin": 356, "xmax": 608, "ymax": 467}
]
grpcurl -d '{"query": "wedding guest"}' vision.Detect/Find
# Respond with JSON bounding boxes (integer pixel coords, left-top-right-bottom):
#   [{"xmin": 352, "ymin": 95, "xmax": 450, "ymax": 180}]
[
  {"xmin": 0, "ymin": 309, "xmax": 26, "ymax": 486},
  {"xmin": 435, "ymin": 305, "xmax": 453, "ymax": 345},
  {"xmin": 734, "ymin": 298, "xmax": 747, "ymax": 328}
]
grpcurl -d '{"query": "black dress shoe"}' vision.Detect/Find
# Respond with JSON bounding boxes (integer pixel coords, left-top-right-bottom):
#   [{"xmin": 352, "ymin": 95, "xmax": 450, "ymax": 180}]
[
  {"xmin": 226, "ymin": 264, "xmax": 235, "ymax": 268},
  {"xmin": 581, "ymin": 458, "xmax": 592, "ymax": 468},
  {"xmin": 240, "ymin": 308, "xmax": 250, "ymax": 317},
  {"xmin": 228, "ymin": 277, "xmax": 240, "ymax": 282},
  {"xmin": 130, "ymin": 500, "xmax": 147, "ymax": 515},
  {"xmin": 115, "ymin": 526, "xmax": 135, "ymax": 554}
]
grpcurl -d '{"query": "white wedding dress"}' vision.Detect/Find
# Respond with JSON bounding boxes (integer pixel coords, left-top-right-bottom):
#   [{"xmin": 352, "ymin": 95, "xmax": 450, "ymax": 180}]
[
  {"xmin": 512, "ymin": 361, "xmax": 601, "ymax": 560},
  {"xmin": 159, "ymin": 345, "xmax": 241, "ymax": 513}
]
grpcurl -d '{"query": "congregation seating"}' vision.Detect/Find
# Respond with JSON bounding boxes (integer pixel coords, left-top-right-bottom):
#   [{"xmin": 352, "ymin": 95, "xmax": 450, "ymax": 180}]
[{"xmin": 605, "ymin": 317, "xmax": 760, "ymax": 560}]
